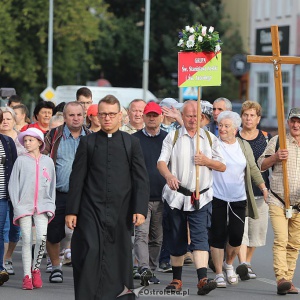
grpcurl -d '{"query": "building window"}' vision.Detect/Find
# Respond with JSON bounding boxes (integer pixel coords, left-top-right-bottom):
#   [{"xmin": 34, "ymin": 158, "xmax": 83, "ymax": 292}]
[
  {"xmin": 285, "ymin": 0, "xmax": 292, "ymax": 16},
  {"xmin": 255, "ymin": 0, "xmax": 262, "ymax": 20},
  {"xmin": 276, "ymin": 0, "xmax": 283, "ymax": 18},
  {"xmin": 257, "ymin": 72, "xmax": 269, "ymax": 116},
  {"xmin": 264, "ymin": 0, "xmax": 271, "ymax": 19},
  {"xmin": 282, "ymin": 71, "xmax": 290, "ymax": 115}
]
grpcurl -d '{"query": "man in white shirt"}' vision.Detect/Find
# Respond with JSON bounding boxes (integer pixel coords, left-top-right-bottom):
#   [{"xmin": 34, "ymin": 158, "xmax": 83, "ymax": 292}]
[{"xmin": 157, "ymin": 100, "xmax": 226, "ymax": 295}]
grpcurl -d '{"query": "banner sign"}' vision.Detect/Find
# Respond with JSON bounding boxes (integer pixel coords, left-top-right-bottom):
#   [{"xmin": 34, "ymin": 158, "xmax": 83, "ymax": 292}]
[{"xmin": 178, "ymin": 51, "xmax": 221, "ymax": 87}]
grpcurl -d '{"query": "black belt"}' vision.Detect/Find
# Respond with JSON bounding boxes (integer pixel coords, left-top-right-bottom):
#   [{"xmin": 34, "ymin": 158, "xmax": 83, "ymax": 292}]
[
  {"xmin": 177, "ymin": 186, "xmax": 209, "ymax": 197},
  {"xmin": 270, "ymin": 189, "xmax": 300, "ymax": 211}
]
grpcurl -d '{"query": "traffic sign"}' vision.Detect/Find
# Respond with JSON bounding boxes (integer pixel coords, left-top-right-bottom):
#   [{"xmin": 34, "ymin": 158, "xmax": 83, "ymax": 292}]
[
  {"xmin": 40, "ymin": 87, "xmax": 55, "ymax": 101},
  {"xmin": 182, "ymin": 87, "xmax": 198, "ymax": 100}
]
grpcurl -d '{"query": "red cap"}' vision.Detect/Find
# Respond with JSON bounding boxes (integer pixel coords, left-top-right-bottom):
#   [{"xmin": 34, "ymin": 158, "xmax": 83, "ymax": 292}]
[
  {"xmin": 87, "ymin": 104, "xmax": 98, "ymax": 116},
  {"xmin": 143, "ymin": 102, "xmax": 162, "ymax": 115}
]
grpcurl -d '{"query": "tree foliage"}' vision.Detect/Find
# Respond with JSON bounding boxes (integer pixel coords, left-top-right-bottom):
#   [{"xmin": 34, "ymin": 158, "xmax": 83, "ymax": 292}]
[{"xmin": 0, "ymin": 0, "xmax": 245, "ymax": 103}]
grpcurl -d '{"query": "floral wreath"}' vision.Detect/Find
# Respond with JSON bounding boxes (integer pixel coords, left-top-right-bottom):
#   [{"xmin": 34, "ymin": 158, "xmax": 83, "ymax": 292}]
[{"xmin": 177, "ymin": 24, "xmax": 222, "ymax": 53}]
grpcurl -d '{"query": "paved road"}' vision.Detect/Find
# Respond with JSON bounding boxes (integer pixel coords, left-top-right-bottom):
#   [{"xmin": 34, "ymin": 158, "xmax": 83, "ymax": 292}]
[{"xmin": 1, "ymin": 221, "xmax": 300, "ymax": 299}]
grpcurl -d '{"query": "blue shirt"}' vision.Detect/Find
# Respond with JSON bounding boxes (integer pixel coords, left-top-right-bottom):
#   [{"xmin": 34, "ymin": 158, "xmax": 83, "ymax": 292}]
[{"xmin": 56, "ymin": 126, "xmax": 86, "ymax": 192}]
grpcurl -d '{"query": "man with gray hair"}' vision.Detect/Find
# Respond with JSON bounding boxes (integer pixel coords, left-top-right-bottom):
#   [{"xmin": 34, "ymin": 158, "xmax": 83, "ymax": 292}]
[{"xmin": 208, "ymin": 97, "xmax": 232, "ymax": 136}]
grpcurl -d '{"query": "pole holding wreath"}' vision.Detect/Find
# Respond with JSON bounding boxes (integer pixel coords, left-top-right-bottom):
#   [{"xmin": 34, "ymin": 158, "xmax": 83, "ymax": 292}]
[{"xmin": 177, "ymin": 24, "xmax": 222, "ymax": 204}]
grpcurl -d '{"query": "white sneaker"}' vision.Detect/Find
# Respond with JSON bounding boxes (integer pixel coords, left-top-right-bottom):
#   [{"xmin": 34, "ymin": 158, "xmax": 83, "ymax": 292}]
[
  {"xmin": 4, "ymin": 261, "xmax": 15, "ymax": 275},
  {"xmin": 247, "ymin": 265, "xmax": 257, "ymax": 279}
]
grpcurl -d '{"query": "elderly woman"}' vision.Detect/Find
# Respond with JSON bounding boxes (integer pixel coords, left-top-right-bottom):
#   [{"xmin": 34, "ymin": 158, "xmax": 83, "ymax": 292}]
[
  {"xmin": 0, "ymin": 109, "xmax": 17, "ymax": 286},
  {"xmin": 0, "ymin": 107, "xmax": 26, "ymax": 277},
  {"xmin": 210, "ymin": 111, "xmax": 268, "ymax": 288},
  {"xmin": 20, "ymin": 100, "xmax": 55, "ymax": 134},
  {"xmin": 236, "ymin": 101, "xmax": 271, "ymax": 280}
]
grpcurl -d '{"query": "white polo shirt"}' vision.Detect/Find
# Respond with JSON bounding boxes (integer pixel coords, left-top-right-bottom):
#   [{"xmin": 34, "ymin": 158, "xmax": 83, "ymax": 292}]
[{"xmin": 158, "ymin": 126, "xmax": 225, "ymax": 211}]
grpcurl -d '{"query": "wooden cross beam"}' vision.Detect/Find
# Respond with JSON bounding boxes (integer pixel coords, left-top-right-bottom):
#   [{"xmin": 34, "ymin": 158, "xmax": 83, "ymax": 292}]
[{"xmin": 247, "ymin": 25, "xmax": 300, "ymax": 211}]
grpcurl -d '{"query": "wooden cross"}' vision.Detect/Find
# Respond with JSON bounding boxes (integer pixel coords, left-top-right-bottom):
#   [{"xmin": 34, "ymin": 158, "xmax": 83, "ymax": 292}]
[{"xmin": 247, "ymin": 25, "xmax": 300, "ymax": 210}]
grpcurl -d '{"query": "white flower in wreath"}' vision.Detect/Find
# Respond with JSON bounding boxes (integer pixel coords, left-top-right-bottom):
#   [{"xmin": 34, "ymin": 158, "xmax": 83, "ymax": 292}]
[
  {"xmin": 186, "ymin": 40, "xmax": 195, "ymax": 48},
  {"xmin": 189, "ymin": 27, "xmax": 195, "ymax": 33},
  {"xmin": 208, "ymin": 26, "xmax": 214, "ymax": 33},
  {"xmin": 177, "ymin": 39, "xmax": 184, "ymax": 46},
  {"xmin": 202, "ymin": 26, "xmax": 207, "ymax": 36},
  {"xmin": 215, "ymin": 44, "xmax": 221, "ymax": 52},
  {"xmin": 188, "ymin": 34, "xmax": 195, "ymax": 41},
  {"xmin": 185, "ymin": 25, "xmax": 190, "ymax": 31},
  {"xmin": 198, "ymin": 36, "xmax": 203, "ymax": 42}
]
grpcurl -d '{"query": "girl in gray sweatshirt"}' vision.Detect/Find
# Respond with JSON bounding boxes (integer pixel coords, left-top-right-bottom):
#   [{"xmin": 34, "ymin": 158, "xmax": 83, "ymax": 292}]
[{"xmin": 8, "ymin": 128, "xmax": 56, "ymax": 290}]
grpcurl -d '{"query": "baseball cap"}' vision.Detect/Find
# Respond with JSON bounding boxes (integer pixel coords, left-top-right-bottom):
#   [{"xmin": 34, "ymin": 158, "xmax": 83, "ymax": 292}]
[
  {"xmin": 143, "ymin": 102, "xmax": 162, "ymax": 115},
  {"xmin": 288, "ymin": 108, "xmax": 300, "ymax": 119},
  {"xmin": 201, "ymin": 100, "xmax": 213, "ymax": 119},
  {"xmin": 87, "ymin": 104, "xmax": 98, "ymax": 116},
  {"xmin": 159, "ymin": 98, "xmax": 183, "ymax": 109},
  {"xmin": 18, "ymin": 128, "xmax": 45, "ymax": 151}
]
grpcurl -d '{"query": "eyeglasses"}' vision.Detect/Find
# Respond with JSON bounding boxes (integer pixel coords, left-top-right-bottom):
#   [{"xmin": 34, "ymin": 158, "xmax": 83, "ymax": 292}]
[
  {"xmin": 98, "ymin": 112, "xmax": 118, "ymax": 119},
  {"xmin": 79, "ymin": 101, "xmax": 92, "ymax": 106}
]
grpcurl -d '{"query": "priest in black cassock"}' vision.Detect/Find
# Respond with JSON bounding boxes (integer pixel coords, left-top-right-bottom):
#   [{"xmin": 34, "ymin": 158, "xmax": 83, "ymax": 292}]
[{"xmin": 66, "ymin": 95, "xmax": 150, "ymax": 300}]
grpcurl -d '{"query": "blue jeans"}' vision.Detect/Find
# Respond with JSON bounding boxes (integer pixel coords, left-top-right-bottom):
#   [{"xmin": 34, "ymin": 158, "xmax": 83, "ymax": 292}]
[
  {"xmin": 0, "ymin": 199, "xmax": 8, "ymax": 271},
  {"xmin": 7, "ymin": 201, "xmax": 20, "ymax": 243}
]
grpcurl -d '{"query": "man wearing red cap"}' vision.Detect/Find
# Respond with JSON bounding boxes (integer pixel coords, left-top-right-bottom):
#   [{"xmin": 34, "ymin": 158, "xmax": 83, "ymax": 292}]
[{"xmin": 133, "ymin": 101, "xmax": 167, "ymax": 286}]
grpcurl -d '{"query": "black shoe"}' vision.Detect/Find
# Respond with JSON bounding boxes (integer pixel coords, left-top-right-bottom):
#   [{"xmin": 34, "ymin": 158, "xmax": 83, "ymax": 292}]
[
  {"xmin": 158, "ymin": 262, "xmax": 173, "ymax": 273},
  {"xmin": 149, "ymin": 274, "xmax": 160, "ymax": 284},
  {"xmin": 236, "ymin": 264, "xmax": 250, "ymax": 281},
  {"xmin": 197, "ymin": 278, "xmax": 217, "ymax": 295},
  {"xmin": 139, "ymin": 268, "xmax": 153, "ymax": 286},
  {"xmin": 0, "ymin": 270, "xmax": 9, "ymax": 286}
]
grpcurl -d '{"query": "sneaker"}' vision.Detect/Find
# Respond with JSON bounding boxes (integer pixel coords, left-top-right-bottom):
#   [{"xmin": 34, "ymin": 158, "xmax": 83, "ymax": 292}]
[
  {"xmin": 0, "ymin": 270, "xmax": 9, "ymax": 286},
  {"xmin": 22, "ymin": 275, "xmax": 33, "ymax": 290},
  {"xmin": 133, "ymin": 266, "xmax": 141, "ymax": 280},
  {"xmin": 4, "ymin": 261, "xmax": 15, "ymax": 275},
  {"xmin": 139, "ymin": 268, "xmax": 153, "ymax": 286},
  {"xmin": 158, "ymin": 262, "xmax": 172, "ymax": 273},
  {"xmin": 149, "ymin": 274, "xmax": 160, "ymax": 284},
  {"xmin": 197, "ymin": 277, "xmax": 217, "ymax": 295},
  {"xmin": 32, "ymin": 269, "xmax": 43, "ymax": 288},
  {"xmin": 247, "ymin": 265, "xmax": 257, "ymax": 279},
  {"xmin": 277, "ymin": 278, "xmax": 292, "ymax": 295},
  {"xmin": 236, "ymin": 263, "xmax": 250, "ymax": 281},
  {"xmin": 215, "ymin": 274, "xmax": 227, "ymax": 288},
  {"xmin": 165, "ymin": 279, "xmax": 182, "ymax": 291},
  {"xmin": 288, "ymin": 283, "xmax": 299, "ymax": 294},
  {"xmin": 183, "ymin": 252, "xmax": 193, "ymax": 265}
]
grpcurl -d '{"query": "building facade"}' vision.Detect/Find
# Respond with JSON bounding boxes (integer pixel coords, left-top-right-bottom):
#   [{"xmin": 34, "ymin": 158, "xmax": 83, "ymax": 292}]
[{"xmin": 249, "ymin": 0, "xmax": 300, "ymax": 127}]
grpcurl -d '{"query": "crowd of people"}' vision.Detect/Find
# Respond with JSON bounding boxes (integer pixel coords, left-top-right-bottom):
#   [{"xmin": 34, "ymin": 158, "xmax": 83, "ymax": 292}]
[{"xmin": 0, "ymin": 88, "xmax": 299, "ymax": 299}]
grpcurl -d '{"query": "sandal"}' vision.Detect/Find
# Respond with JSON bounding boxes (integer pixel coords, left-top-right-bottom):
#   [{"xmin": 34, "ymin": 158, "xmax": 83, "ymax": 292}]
[
  {"xmin": 49, "ymin": 269, "xmax": 63, "ymax": 283},
  {"xmin": 223, "ymin": 262, "xmax": 238, "ymax": 285},
  {"xmin": 215, "ymin": 274, "xmax": 227, "ymax": 288}
]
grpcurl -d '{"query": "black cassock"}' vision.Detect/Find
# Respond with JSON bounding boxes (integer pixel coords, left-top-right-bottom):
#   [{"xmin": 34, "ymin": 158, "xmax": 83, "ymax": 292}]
[{"xmin": 66, "ymin": 130, "xmax": 149, "ymax": 300}]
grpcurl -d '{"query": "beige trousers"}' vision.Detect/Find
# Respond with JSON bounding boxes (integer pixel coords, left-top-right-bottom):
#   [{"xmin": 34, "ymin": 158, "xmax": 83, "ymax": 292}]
[{"xmin": 269, "ymin": 204, "xmax": 300, "ymax": 281}]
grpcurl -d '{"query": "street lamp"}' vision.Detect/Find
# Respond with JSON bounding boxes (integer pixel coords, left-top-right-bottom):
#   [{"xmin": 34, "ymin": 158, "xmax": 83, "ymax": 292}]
[{"xmin": 142, "ymin": 0, "xmax": 150, "ymax": 100}]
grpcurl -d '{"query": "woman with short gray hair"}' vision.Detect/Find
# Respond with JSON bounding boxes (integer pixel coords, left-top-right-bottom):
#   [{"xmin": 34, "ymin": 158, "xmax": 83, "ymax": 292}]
[{"xmin": 210, "ymin": 111, "xmax": 268, "ymax": 288}]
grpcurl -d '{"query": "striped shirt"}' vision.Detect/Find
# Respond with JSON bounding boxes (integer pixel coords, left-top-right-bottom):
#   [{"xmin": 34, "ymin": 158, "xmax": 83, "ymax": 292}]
[
  {"xmin": 56, "ymin": 126, "xmax": 86, "ymax": 193},
  {"xmin": 0, "ymin": 141, "xmax": 6, "ymax": 199},
  {"xmin": 158, "ymin": 127, "xmax": 225, "ymax": 211},
  {"xmin": 257, "ymin": 133, "xmax": 300, "ymax": 207}
]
